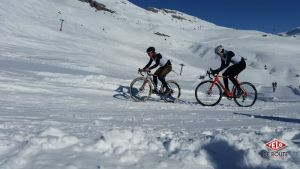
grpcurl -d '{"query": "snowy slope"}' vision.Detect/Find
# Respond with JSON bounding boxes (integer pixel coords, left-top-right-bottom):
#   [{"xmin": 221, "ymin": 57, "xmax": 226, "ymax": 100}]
[
  {"xmin": 1, "ymin": 0, "xmax": 300, "ymax": 83},
  {"xmin": 0, "ymin": 0, "xmax": 300, "ymax": 169}
]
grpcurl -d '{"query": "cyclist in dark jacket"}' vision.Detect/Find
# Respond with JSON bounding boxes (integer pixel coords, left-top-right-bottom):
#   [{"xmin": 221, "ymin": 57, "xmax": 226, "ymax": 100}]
[
  {"xmin": 211, "ymin": 45, "xmax": 246, "ymax": 96},
  {"xmin": 143, "ymin": 47, "xmax": 172, "ymax": 94}
]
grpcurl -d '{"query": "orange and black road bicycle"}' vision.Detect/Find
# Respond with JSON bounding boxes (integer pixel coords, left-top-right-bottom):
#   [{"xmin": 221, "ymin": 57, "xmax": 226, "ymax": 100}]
[{"xmin": 195, "ymin": 70, "xmax": 257, "ymax": 107}]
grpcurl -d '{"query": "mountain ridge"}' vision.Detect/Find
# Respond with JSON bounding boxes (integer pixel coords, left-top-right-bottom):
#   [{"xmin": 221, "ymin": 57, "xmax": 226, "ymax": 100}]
[{"xmin": 278, "ymin": 27, "xmax": 300, "ymax": 37}]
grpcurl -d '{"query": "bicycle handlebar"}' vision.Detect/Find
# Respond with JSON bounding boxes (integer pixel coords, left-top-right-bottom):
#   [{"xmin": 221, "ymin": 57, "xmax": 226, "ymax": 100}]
[
  {"xmin": 206, "ymin": 68, "xmax": 238, "ymax": 79},
  {"xmin": 207, "ymin": 71, "xmax": 211, "ymax": 79},
  {"xmin": 207, "ymin": 68, "xmax": 223, "ymax": 79},
  {"xmin": 138, "ymin": 68, "xmax": 152, "ymax": 76},
  {"xmin": 207, "ymin": 69, "xmax": 214, "ymax": 80}
]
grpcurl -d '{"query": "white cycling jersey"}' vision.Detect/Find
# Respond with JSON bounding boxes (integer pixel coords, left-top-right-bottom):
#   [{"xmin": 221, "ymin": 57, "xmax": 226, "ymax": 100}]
[
  {"xmin": 221, "ymin": 51, "xmax": 242, "ymax": 65},
  {"xmin": 153, "ymin": 54, "xmax": 170, "ymax": 67},
  {"xmin": 230, "ymin": 53, "xmax": 242, "ymax": 64},
  {"xmin": 155, "ymin": 56, "xmax": 169, "ymax": 67}
]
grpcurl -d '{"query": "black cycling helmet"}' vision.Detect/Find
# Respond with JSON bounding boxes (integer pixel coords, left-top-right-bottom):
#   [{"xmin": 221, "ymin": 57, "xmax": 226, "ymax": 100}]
[{"xmin": 146, "ymin": 47, "xmax": 155, "ymax": 53}]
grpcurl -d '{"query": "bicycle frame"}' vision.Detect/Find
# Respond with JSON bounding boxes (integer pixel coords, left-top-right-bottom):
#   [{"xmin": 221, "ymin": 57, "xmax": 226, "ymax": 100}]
[
  {"xmin": 209, "ymin": 75, "xmax": 231, "ymax": 97},
  {"xmin": 139, "ymin": 70, "xmax": 172, "ymax": 93},
  {"xmin": 139, "ymin": 70, "xmax": 156, "ymax": 90},
  {"xmin": 209, "ymin": 73, "xmax": 248, "ymax": 98}
]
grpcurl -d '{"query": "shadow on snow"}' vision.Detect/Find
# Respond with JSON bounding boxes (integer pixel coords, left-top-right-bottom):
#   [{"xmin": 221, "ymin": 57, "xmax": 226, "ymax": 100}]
[
  {"xmin": 113, "ymin": 85, "xmax": 199, "ymax": 104},
  {"xmin": 113, "ymin": 85, "xmax": 131, "ymax": 100},
  {"xmin": 233, "ymin": 112, "xmax": 300, "ymax": 124},
  {"xmin": 203, "ymin": 139, "xmax": 282, "ymax": 169}
]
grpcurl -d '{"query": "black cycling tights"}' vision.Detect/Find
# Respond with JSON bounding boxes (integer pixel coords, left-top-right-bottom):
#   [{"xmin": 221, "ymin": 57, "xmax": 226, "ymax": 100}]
[{"xmin": 222, "ymin": 60, "xmax": 246, "ymax": 91}]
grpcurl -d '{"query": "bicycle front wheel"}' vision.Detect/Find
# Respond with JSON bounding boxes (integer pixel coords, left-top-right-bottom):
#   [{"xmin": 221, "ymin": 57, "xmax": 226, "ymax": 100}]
[
  {"xmin": 161, "ymin": 80, "xmax": 181, "ymax": 103},
  {"xmin": 130, "ymin": 77, "xmax": 152, "ymax": 102},
  {"xmin": 233, "ymin": 82, "xmax": 257, "ymax": 107},
  {"xmin": 195, "ymin": 81, "xmax": 222, "ymax": 106}
]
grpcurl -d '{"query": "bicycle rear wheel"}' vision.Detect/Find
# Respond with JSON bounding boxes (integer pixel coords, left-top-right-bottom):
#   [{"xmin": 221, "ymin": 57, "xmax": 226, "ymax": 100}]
[
  {"xmin": 130, "ymin": 77, "xmax": 152, "ymax": 102},
  {"xmin": 161, "ymin": 80, "xmax": 181, "ymax": 103},
  {"xmin": 233, "ymin": 82, "xmax": 257, "ymax": 107},
  {"xmin": 195, "ymin": 81, "xmax": 222, "ymax": 106}
]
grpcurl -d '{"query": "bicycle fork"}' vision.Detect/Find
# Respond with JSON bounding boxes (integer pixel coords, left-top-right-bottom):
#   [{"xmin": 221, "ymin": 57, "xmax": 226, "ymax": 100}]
[{"xmin": 139, "ymin": 79, "xmax": 149, "ymax": 92}]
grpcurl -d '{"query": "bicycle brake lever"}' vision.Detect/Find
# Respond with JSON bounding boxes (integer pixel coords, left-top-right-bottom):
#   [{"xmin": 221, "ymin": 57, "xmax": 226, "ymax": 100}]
[
  {"xmin": 207, "ymin": 70, "xmax": 213, "ymax": 80},
  {"xmin": 138, "ymin": 68, "xmax": 144, "ymax": 76}
]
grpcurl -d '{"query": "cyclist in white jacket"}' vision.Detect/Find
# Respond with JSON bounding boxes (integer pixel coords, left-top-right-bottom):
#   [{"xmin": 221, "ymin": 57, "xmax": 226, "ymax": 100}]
[
  {"xmin": 143, "ymin": 47, "xmax": 172, "ymax": 94},
  {"xmin": 211, "ymin": 45, "xmax": 246, "ymax": 97}
]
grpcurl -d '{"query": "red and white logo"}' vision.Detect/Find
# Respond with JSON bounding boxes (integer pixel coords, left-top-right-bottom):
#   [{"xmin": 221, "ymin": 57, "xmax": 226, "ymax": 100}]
[{"xmin": 265, "ymin": 138, "xmax": 287, "ymax": 151}]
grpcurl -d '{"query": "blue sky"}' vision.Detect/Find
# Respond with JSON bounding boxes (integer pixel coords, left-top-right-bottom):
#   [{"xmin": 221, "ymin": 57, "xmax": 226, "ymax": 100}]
[{"xmin": 128, "ymin": 0, "xmax": 300, "ymax": 33}]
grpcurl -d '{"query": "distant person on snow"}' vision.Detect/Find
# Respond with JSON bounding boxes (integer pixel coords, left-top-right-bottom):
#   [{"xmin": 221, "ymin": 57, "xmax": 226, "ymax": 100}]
[
  {"xmin": 143, "ymin": 47, "xmax": 172, "ymax": 94},
  {"xmin": 273, "ymin": 82, "xmax": 277, "ymax": 92},
  {"xmin": 211, "ymin": 45, "xmax": 246, "ymax": 97},
  {"xmin": 272, "ymin": 82, "xmax": 275, "ymax": 92}
]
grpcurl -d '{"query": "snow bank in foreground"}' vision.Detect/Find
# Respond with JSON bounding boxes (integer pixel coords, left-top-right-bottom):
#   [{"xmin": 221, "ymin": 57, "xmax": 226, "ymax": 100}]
[{"xmin": 0, "ymin": 127, "xmax": 299, "ymax": 169}]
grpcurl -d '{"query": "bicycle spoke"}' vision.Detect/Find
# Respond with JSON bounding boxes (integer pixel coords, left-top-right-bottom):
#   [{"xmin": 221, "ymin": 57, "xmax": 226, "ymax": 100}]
[
  {"xmin": 162, "ymin": 81, "xmax": 181, "ymax": 103},
  {"xmin": 130, "ymin": 77, "xmax": 151, "ymax": 102},
  {"xmin": 234, "ymin": 82, "xmax": 257, "ymax": 107},
  {"xmin": 195, "ymin": 81, "xmax": 222, "ymax": 106}
]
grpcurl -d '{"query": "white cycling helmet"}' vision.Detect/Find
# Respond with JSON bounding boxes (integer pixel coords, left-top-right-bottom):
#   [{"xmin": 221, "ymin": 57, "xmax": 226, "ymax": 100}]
[{"xmin": 215, "ymin": 45, "xmax": 224, "ymax": 55}]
